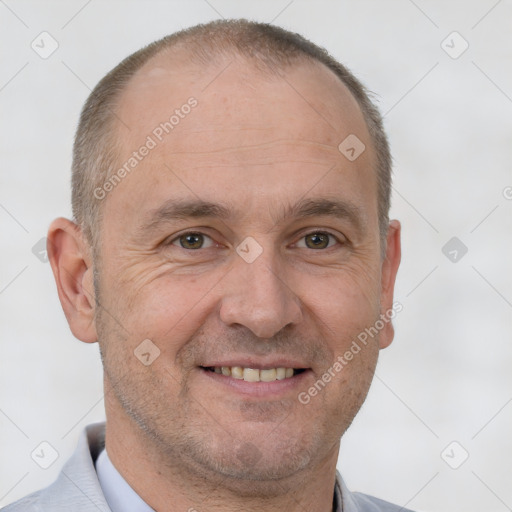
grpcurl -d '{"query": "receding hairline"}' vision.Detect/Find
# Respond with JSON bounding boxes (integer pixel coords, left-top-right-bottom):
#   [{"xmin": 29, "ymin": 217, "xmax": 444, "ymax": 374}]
[
  {"xmin": 72, "ymin": 19, "xmax": 391, "ymax": 254},
  {"xmin": 113, "ymin": 47, "xmax": 370, "ymax": 149}
]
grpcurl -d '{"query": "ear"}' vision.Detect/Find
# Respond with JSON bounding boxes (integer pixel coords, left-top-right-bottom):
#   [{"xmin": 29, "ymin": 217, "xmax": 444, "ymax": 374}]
[
  {"xmin": 47, "ymin": 218, "xmax": 98, "ymax": 343},
  {"xmin": 378, "ymin": 220, "xmax": 401, "ymax": 349}
]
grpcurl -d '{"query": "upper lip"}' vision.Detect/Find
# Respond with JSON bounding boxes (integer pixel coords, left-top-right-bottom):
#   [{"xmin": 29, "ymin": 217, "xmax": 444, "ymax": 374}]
[{"xmin": 200, "ymin": 358, "xmax": 310, "ymax": 370}]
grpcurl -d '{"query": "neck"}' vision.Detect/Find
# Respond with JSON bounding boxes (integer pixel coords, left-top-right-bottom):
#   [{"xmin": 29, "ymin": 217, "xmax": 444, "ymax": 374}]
[{"xmin": 104, "ymin": 401, "xmax": 339, "ymax": 512}]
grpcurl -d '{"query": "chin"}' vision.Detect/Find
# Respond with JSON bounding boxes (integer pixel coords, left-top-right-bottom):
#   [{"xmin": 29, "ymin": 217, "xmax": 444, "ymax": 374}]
[{"xmin": 179, "ymin": 426, "xmax": 323, "ymax": 492}]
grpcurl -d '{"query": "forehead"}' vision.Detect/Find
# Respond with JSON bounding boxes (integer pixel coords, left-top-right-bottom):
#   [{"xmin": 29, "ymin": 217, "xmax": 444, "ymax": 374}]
[
  {"xmin": 116, "ymin": 51, "xmax": 371, "ymax": 150},
  {"xmin": 102, "ymin": 52, "xmax": 377, "ymax": 236}
]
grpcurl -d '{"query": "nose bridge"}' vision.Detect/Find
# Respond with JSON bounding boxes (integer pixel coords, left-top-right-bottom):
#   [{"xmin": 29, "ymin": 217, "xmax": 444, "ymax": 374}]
[{"xmin": 219, "ymin": 245, "xmax": 302, "ymax": 339}]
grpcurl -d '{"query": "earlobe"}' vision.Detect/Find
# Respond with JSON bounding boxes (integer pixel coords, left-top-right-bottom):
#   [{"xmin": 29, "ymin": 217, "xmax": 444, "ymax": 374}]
[
  {"xmin": 378, "ymin": 220, "xmax": 402, "ymax": 349},
  {"xmin": 47, "ymin": 218, "xmax": 98, "ymax": 344}
]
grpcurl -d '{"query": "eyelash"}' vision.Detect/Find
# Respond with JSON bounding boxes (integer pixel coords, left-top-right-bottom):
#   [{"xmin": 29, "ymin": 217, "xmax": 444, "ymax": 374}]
[{"xmin": 168, "ymin": 230, "xmax": 345, "ymax": 251}]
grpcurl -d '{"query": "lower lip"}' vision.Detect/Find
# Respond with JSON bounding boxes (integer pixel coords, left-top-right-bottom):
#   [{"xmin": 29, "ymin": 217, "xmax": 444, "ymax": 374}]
[{"xmin": 199, "ymin": 368, "xmax": 312, "ymax": 398}]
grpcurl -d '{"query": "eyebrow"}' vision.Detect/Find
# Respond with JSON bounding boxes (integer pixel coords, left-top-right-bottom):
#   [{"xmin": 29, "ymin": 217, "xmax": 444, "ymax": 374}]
[{"xmin": 138, "ymin": 197, "xmax": 366, "ymax": 236}]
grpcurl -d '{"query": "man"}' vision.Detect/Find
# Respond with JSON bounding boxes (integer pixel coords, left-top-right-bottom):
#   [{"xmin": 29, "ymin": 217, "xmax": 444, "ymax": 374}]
[{"xmin": 4, "ymin": 18, "xmax": 407, "ymax": 512}]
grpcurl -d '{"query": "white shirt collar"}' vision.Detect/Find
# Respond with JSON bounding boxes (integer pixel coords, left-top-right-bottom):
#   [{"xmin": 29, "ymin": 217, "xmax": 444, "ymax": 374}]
[{"xmin": 96, "ymin": 448, "xmax": 344, "ymax": 512}]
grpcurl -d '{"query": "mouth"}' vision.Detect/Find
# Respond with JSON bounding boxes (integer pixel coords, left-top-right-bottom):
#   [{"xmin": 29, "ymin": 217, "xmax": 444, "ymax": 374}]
[{"xmin": 201, "ymin": 366, "xmax": 307, "ymax": 382}]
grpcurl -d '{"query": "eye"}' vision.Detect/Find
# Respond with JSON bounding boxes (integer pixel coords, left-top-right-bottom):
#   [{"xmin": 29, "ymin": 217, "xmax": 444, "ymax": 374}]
[
  {"xmin": 296, "ymin": 231, "xmax": 339, "ymax": 250},
  {"xmin": 170, "ymin": 232, "xmax": 215, "ymax": 250}
]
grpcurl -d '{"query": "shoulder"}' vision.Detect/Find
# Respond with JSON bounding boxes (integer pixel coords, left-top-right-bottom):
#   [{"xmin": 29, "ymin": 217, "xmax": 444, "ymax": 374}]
[
  {"xmin": 1, "ymin": 423, "xmax": 110, "ymax": 512},
  {"xmin": 1, "ymin": 492, "xmax": 43, "ymax": 512},
  {"xmin": 351, "ymin": 491, "xmax": 415, "ymax": 511},
  {"xmin": 337, "ymin": 472, "xmax": 415, "ymax": 512}
]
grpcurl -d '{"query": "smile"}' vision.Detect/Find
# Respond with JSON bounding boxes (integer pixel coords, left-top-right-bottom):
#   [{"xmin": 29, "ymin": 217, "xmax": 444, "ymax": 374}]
[{"xmin": 202, "ymin": 366, "xmax": 306, "ymax": 382}]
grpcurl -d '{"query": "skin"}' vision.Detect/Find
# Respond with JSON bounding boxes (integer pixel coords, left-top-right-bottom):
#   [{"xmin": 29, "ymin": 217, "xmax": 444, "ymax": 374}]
[{"xmin": 48, "ymin": 52, "xmax": 401, "ymax": 512}]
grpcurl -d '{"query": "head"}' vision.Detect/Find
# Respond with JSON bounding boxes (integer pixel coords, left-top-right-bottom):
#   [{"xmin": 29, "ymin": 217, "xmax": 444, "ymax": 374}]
[
  {"xmin": 71, "ymin": 19, "xmax": 392, "ymax": 253},
  {"xmin": 48, "ymin": 19, "xmax": 400, "ymax": 495}
]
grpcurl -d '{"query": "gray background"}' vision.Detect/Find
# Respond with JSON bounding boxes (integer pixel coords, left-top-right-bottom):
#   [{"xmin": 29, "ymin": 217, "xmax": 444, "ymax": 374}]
[{"xmin": 1, "ymin": 1, "xmax": 511, "ymax": 511}]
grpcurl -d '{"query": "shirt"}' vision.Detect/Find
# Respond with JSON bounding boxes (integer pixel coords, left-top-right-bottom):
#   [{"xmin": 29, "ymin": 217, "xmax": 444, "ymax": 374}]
[
  {"xmin": 96, "ymin": 449, "xmax": 154, "ymax": 512},
  {"xmin": 96, "ymin": 448, "xmax": 344, "ymax": 512}
]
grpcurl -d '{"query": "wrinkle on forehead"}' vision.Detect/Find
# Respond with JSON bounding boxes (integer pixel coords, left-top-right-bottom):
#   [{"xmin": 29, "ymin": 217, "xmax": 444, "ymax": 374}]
[{"xmin": 159, "ymin": 138, "xmax": 344, "ymax": 168}]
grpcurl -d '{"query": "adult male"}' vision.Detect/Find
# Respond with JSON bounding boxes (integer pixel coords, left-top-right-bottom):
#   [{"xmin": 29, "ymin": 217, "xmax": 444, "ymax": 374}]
[{"xmin": 4, "ymin": 18, "xmax": 407, "ymax": 512}]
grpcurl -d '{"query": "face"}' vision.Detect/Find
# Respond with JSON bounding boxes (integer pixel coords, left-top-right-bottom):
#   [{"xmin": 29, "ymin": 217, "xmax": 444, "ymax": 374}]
[{"xmin": 92, "ymin": 55, "xmax": 399, "ymax": 485}]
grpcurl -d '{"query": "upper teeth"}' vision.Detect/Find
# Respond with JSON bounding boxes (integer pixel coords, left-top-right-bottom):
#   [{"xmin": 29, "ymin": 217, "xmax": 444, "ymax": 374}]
[{"xmin": 211, "ymin": 366, "xmax": 295, "ymax": 382}]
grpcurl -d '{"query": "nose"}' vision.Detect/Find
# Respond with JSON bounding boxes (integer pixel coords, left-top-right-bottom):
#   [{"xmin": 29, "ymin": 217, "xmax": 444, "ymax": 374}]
[{"xmin": 218, "ymin": 248, "xmax": 303, "ymax": 339}]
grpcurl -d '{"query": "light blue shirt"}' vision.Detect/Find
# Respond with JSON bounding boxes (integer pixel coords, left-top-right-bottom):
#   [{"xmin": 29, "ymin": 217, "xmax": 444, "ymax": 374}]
[{"xmin": 96, "ymin": 449, "xmax": 154, "ymax": 512}]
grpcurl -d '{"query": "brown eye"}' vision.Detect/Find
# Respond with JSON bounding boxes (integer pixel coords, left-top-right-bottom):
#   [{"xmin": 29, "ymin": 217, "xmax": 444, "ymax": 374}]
[
  {"xmin": 172, "ymin": 232, "xmax": 211, "ymax": 250},
  {"xmin": 298, "ymin": 232, "xmax": 337, "ymax": 250}
]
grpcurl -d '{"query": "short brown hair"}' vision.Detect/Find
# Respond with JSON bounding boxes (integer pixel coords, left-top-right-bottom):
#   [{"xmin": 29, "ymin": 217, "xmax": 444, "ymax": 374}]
[{"xmin": 72, "ymin": 19, "xmax": 392, "ymax": 250}]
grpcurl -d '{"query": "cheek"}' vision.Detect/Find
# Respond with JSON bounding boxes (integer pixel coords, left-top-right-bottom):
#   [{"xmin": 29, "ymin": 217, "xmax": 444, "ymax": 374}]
[
  {"xmin": 99, "ymin": 242, "xmax": 382, "ymax": 354},
  {"xmin": 102, "ymin": 266, "xmax": 223, "ymax": 357},
  {"xmin": 305, "ymin": 260, "xmax": 382, "ymax": 333}
]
